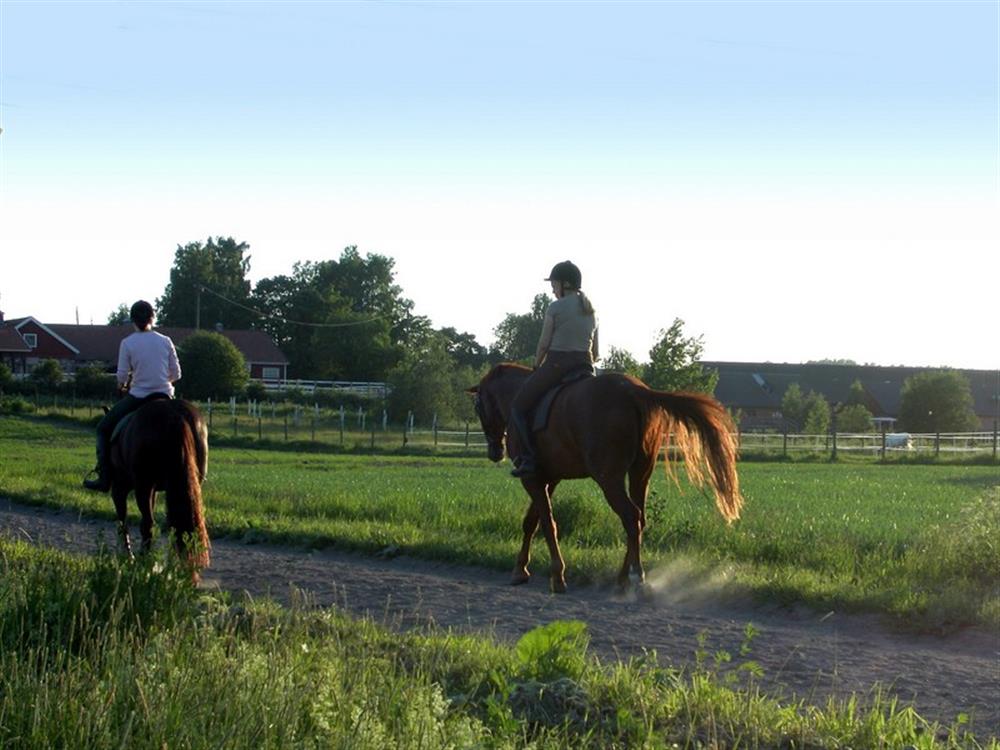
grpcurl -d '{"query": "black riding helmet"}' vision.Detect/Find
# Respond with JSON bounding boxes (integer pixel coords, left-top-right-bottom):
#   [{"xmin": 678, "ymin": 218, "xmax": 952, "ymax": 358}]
[
  {"xmin": 545, "ymin": 260, "xmax": 582, "ymax": 289},
  {"xmin": 130, "ymin": 300, "xmax": 155, "ymax": 328}
]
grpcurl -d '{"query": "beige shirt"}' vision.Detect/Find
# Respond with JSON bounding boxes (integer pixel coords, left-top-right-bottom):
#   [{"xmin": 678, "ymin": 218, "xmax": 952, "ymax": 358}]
[{"xmin": 535, "ymin": 293, "xmax": 599, "ymax": 366}]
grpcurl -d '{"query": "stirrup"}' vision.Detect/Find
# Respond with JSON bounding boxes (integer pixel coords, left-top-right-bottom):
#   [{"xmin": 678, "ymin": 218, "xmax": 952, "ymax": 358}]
[{"xmin": 83, "ymin": 466, "xmax": 110, "ymax": 492}]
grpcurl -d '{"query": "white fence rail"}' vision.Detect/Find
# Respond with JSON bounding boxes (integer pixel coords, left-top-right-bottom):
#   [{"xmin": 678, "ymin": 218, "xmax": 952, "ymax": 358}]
[
  {"xmin": 738, "ymin": 431, "xmax": 998, "ymax": 455},
  {"xmin": 254, "ymin": 379, "xmax": 389, "ymax": 399}
]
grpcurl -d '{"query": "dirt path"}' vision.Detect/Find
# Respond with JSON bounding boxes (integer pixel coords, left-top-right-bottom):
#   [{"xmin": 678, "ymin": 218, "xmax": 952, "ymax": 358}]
[{"xmin": 2, "ymin": 498, "xmax": 997, "ymax": 737}]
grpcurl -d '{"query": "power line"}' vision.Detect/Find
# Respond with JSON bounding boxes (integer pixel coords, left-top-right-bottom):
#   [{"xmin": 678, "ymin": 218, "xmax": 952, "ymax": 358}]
[{"xmin": 199, "ymin": 285, "xmax": 387, "ymax": 329}]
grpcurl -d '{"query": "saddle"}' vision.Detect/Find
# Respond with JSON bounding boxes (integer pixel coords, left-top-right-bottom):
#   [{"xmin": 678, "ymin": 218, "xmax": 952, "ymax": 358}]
[
  {"xmin": 530, "ymin": 366, "xmax": 594, "ymax": 432},
  {"xmin": 110, "ymin": 393, "xmax": 172, "ymax": 444}
]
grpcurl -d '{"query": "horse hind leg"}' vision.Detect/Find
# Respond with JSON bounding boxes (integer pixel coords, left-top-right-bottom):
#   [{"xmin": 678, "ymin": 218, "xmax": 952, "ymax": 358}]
[
  {"xmin": 111, "ymin": 482, "xmax": 134, "ymax": 559},
  {"xmin": 135, "ymin": 481, "xmax": 156, "ymax": 555},
  {"xmin": 598, "ymin": 478, "xmax": 644, "ymax": 589}
]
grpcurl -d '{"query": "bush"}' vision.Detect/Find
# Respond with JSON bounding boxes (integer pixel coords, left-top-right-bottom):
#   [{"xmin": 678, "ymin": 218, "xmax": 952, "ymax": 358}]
[
  {"xmin": 176, "ymin": 331, "xmax": 249, "ymax": 400},
  {"xmin": 29, "ymin": 359, "xmax": 64, "ymax": 393},
  {"xmin": 72, "ymin": 365, "xmax": 117, "ymax": 400}
]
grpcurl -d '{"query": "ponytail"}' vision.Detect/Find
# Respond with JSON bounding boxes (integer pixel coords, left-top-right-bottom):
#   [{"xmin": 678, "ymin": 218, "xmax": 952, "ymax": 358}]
[{"xmin": 577, "ymin": 291, "xmax": 595, "ymax": 317}]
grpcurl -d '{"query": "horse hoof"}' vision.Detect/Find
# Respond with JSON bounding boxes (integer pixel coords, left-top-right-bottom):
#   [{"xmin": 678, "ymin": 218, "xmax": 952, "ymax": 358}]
[
  {"xmin": 551, "ymin": 579, "xmax": 567, "ymax": 594},
  {"xmin": 510, "ymin": 573, "xmax": 531, "ymax": 586}
]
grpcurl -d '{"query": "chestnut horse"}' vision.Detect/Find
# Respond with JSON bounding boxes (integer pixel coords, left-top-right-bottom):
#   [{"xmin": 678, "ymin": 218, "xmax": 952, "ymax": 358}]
[
  {"xmin": 109, "ymin": 399, "xmax": 210, "ymax": 579},
  {"xmin": 469, "ymin": 364, "xmax": 742, "ymax": 592}
]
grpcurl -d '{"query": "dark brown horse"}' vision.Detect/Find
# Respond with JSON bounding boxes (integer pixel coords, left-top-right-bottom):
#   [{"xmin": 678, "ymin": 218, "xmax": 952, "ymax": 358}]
[
  {"xmin": 109, "ymin": 399, "xmax": 210, "ymax": 579},
  {"xmin": 469, "ymin": 364, "xmax": 742, "ymax": 592}
]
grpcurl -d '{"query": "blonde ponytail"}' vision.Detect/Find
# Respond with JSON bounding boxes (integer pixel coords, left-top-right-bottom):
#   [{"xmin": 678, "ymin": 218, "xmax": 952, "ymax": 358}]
[{"xmin": 578, "ymin": 291, "xmax": 595, "ymax": 316}]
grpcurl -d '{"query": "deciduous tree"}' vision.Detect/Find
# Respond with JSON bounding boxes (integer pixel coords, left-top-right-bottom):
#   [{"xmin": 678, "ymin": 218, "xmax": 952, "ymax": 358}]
[
  {"xmin": 642, "ymin": 319, "xmax": 718, "ymax": 394},
  {"xmin": 175, "ymin": 331, "xmax": 248, "ymax": 400},
  {"xmin": 157, "ymin": 237, "xmax": 254, "ymax": 329},
  {"xmin": 898, "ymin": 370, "xmax": 978, "ymax": 432}
]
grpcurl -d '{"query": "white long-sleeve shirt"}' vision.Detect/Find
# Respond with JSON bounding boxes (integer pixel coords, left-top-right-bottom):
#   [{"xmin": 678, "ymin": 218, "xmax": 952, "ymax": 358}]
[{"xmin": 117, "ymin": 330, "xmax": 181, "ymax": 398}]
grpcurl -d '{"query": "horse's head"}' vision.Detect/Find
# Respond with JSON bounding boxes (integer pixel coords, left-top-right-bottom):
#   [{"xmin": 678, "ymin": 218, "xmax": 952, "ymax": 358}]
[
  {"xmin": 467, "ymin": 363, "xmax": 532, "ymax": 464},
  {"xmin": 467, "ymin": 383, "xmax": 506, "ymax": 463}
]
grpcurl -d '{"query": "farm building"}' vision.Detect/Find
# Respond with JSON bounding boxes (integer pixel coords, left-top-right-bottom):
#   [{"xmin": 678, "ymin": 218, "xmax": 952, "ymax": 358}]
[
  {"xmin": 0, "ymin": 313, "xmax": 289, "ymax": 382},
  {"xmin": 703, "ymin": 361, "xmax": 1000, "ymax": 432}
]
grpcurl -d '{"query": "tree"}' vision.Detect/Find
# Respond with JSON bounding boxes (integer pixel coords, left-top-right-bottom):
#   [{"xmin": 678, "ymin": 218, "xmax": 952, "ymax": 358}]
[
  {"xmin": 898, "ymin": 370, "xmax": 978, "ymax": 433},
  {"xmin": 490, "ymin": 294, "xmax": 550, "ymax": 363},
  {"xmin": 0, "ymin": 363, "xmax": 14, "ymax": 391},
  {"xmin": 602, "ymin": 346, "xmax": 643, "ymax": 378},
  {"xmin": 642, "ymin": 319, "xmax": 718, "ymax": 394},
  {"xmin": 438, "ymin": 327, "xmax": 490, "ymax": 371},
  {"xmin": 107, "ymin": 304, "xmax": 130, "ymax": 326},
  {"xmin": 157, "ymin": 237, "xmax": 254, "ymax": 329},
  {"xmin": 175, "ymin": 332, "xmax": 248, "ymax": 400},
  {"xmin": 251, "ymin": 247, "xmax": 423, "ymax": 381},
  {"xmin": 73, "ymin": 365, "xmax": 117, "ymax": 399},
  {"xmin": 781, "ymin": 383, "xmax": 806, "ymax": 431},
  {"xmin": 802, "ymin": 392, "xmax": 831, "ymax": 435},
  {"xmin": 836, "ymin": 404, "xmax": 873, "ymax": 433},
  {"xmin": 30, "ymin": 359, "xmax": 64, "ymax": 392},
  {"xmin": 386, "ymin": 331, "xmax": 476, "ymax": 426}
]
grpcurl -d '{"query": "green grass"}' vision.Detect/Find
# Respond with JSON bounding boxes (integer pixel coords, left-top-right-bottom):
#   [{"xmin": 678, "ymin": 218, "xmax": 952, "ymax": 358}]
[
  {"xmin": 1, "ymin": 540, "xmax": 995, "ymax": 749},
  {"xmin": 1, "ymin": 415, "xmax": 997, "ymax": 628}
]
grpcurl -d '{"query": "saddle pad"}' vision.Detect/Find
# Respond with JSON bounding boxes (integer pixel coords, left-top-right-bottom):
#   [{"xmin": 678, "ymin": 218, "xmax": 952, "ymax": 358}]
[{"xmin": 531, "ymin": 368, "xmax": 593, "ymax": 432}]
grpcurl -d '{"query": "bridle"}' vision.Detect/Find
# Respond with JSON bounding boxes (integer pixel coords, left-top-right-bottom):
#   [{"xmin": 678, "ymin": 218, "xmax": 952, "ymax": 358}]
[{"xmin": 473, "ymin": 390, "xmax": 505, "ymax": 457}]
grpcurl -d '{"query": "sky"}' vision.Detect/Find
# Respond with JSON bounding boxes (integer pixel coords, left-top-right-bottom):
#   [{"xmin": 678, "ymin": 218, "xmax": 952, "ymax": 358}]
[{"xmin": 1, "ymin": 0, "xmax": 997, "ymax": 371}]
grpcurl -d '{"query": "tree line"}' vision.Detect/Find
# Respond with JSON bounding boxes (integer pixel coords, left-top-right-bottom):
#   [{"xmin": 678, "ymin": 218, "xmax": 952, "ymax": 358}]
[{"xmin": 3, "ymin": 235, "xmax": 981, "ymax": 433}]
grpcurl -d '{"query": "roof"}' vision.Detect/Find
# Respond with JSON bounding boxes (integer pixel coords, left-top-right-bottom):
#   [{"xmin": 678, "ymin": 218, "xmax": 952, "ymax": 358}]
[
  {"xmin": 702, "ymin": 361, "xmax": 999, "ymax": 418},
  {"xmin": 3, "ymin": 319, "xmax": 288, "ymax": 366},
  {"xmin": 0, "ymin": 326, "xmax": 31, "ymax": 353}
]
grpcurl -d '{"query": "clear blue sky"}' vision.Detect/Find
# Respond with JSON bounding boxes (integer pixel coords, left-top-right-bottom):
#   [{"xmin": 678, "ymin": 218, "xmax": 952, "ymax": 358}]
[{"xmin": 2, "ymin": 1, "xmax": 997, "ymax": 370}]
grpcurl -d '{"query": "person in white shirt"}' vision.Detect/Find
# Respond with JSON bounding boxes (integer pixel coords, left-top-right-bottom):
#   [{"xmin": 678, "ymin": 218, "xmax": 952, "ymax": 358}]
[{"xmin": 83, "ymin": 300, "xmax": 182, "ymax": 492}]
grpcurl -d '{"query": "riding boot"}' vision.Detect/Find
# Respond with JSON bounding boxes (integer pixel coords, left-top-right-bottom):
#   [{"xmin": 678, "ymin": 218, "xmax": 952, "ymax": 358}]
[
  {"xmin": 83, "ymin": 436, "xmax": 111, "ymax": 492},
  {"xmin": 508, "ymin": 409, "xmax": 538, "ymax": 478}
]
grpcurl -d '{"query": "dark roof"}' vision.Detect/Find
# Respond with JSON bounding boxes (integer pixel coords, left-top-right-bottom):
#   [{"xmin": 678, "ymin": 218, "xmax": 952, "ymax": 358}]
[
  {"xmin": 0, "ymin": 326, "xmax": 31, "ymax": 353},
  {"xmin": 160, "ymin": 328, "xmax": 288, "ymax": 365},
  {"xmin": 6, "ymin": 320, "xmax": 288, "ymax": 366},
  {"xmin": 702, "ymin": 361, "xmax": 999, "ymax": 418}
]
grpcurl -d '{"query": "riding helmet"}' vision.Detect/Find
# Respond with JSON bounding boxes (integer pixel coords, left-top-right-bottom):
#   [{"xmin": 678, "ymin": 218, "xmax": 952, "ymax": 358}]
[
  {"xmin": 130, "ymin": 300, "xmax": 155, "ymax": 328},
  {"xmin": 545, "ymin": 260, "xmax": 582, "ymax": 289}
]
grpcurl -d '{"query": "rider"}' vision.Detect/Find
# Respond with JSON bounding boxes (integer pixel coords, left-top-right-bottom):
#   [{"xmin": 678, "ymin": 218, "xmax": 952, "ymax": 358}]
[
  {"xmin": 83, "ymin": 300, "xmax": 182, "ymax": 492},
  {"xmin": 509, "ymin": 260, "xmax": 599, "ymax": 478}
]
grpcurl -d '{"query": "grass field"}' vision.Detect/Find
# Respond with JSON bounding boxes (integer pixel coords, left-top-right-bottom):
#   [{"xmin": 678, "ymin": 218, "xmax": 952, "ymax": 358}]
[
  {"xmin": 1, "ymin": 414, "xmax": 997, "ymax": 628},
  {"xmin": 1, "ymin": 539, "xmax": 995, "ymax": 749}
]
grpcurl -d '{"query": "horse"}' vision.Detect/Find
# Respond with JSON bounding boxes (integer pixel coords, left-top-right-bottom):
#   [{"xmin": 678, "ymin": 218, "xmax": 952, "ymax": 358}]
[
  {"xmin": 109, "ymin": 398, "xmax": 210, "ymax": 581},
  {"xmin": 468, "ymin": 363, "xmax": 742, "ymax": 593}
]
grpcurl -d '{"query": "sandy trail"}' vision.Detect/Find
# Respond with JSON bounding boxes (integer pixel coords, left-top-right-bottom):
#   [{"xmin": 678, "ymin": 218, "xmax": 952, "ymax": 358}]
[{"xmin": 2, "ymin": 498, "xmax": 997, "ymax": 737}]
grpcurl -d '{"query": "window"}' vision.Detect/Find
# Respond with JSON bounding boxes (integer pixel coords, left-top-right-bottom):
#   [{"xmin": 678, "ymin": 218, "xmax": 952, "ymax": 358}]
[
  {"xmin": 23, "ymin": 333, "xmax": 37, "ymax": 349},
  {"xmin": 262, "ymin": 366, "xmax": 281, "ymax": 380}
]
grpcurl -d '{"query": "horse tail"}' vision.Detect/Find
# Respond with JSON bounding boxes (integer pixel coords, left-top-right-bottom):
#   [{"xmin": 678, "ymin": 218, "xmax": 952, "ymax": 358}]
[
  {"xmin": 638, "ymin": 386, "xmax": 743, "ymax": 523},
  {"xmin": 166, "ymin": 418, "xmax": 211, "ymax": 569}
]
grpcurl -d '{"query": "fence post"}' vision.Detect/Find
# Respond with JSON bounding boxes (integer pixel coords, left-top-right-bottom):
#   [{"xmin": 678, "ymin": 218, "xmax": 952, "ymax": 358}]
[
  {"xmin": 782, "ymin": 430, "xmax": 787, "ymax": 458},
  {"xmin": 880, "ymin": 426, "xmax": 887, "ymax": 461},
  {"xmin": 339, "ymin": 406, "xmax": 345, "ymax": 447},
  {"xmin": 258, "ymin": 414, "xmax": 262, "ymax": 440},
  {"xmin": 935, "ymin": 432, "xmax": 940, "ymax": 457},
  {"xmin": 370, "ymin": 412, "xmax": 375, "ymax": 450},
  {"xmin": 465, "ymin": 420, "xmax": 470, "ymax": 448},
  {"xmin": 311, "ymin": 415, "xmax": 316, "ymax": 442},
  {"xmin": 284, "ymin": 414, "xmax": 288, "ymax": 441},
  {"xmin": 994, "ymin": 421, "xmax": 998, "ymax": 459},
  {"xmin": 432, "ymin": 413, "xmax": 438, "ymax": 448}
]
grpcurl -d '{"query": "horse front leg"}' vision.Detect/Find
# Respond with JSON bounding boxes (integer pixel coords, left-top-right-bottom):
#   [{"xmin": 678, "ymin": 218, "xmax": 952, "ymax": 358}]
[
  {"xmin": 511, "ymin": 480, "xmax": 560, "ymax": 585},
  {"xmin": 511, "ymin": 502, "xmax": 538, "ymax": 585},
  {"xmin": 111, "ymin": 483, "xmax": 133, "ymax": 559},
  {"xmin": 522, "ymin": 478, "xmax": 566, "ymax": 593}
]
